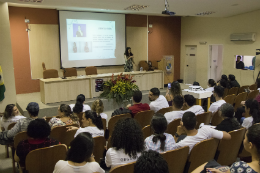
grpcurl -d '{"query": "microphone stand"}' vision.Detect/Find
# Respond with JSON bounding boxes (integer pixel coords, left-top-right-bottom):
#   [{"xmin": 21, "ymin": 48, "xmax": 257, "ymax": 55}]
[{"xmin": 62, "ymin": 68, "xmax": 67, "ymax": 79}]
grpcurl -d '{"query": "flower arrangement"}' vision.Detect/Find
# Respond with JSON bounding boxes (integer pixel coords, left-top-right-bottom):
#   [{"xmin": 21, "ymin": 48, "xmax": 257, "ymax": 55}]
[{"xmin": 99, "ymin": 73, "xmax": 139, "ymax": 104}]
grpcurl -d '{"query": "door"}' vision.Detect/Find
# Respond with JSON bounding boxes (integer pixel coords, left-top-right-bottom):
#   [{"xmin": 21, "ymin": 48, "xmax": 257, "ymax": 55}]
[
  {"xmin": 208, "ymin": 45, "xmax": 223, "ymax": 81},
  {"xmin": 185, "ymin": 46, "xmax": 197, "ymax": 84}
]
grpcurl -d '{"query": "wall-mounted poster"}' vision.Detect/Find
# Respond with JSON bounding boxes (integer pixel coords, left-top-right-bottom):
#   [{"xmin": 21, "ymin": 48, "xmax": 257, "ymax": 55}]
[{"xmin": 95, "ymin": 79, "xmax": 103, "ymax": 92}]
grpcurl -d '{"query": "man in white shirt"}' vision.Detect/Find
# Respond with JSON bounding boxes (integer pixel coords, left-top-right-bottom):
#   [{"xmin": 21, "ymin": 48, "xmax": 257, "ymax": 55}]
[
  {"xmin": 208, "ymin": 86, "xmax": 226, "ymax": 113},
  {"xmin": 149, "ymin": 88, "xmax": 169, "ymax": 113},
  {"xmin": 183, "ymin": 94, "xmax": 205, "ymax": 115},
  {"xmin": 173, "ymin": 112, "xmax": 231, "ymax": 153},
  {"xmin": 164, "ymin": 95, "xmax": 184, "ymax": 124}
]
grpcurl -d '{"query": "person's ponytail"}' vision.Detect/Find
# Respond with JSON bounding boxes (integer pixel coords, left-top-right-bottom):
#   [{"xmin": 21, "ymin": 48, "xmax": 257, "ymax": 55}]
[
  {"xmin": 152, "ymin": 133, "xmax": 166, "ymax": 151},
  {"xmin": 92, "ymin": 112, "xmax": 103, "ymax": 130}
]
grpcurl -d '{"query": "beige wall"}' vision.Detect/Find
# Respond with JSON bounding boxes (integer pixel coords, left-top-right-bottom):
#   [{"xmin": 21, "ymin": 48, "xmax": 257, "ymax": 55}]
[
  {"xmin": 181, "ymin": 10, "xmax": 260, "ymax": 88},
  {"xmin": 0, "ymin": 2, "xmax": 17, "ymax": 112}
]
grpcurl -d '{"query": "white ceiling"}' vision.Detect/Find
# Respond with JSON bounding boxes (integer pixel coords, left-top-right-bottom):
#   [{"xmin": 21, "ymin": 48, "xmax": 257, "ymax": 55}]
[{"xmin": 2, "ymin": 0, "xmax": 260, "ymax": 17}]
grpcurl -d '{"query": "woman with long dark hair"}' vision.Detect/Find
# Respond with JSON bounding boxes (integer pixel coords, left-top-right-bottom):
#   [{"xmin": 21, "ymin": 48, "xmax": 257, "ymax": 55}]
[
  {"xmin": 67, "ymin": 110, "xmax": 104, "ymax": 138},
  {"xmin": 105, "ymin": 118, "xmax": 144, "ymax": 169},
  {"xmin": 70, "ymin": 94, "xmax": 91, "ymax": 112},
  {"xmin": 124, "ymin": 47, "xmax": 135, "ymax": 72},
  {"xmin": 165, "ymin": 81, "xmax": 182, "ymax": 106},
  {"xmin": 145, "ymin": 113, "xmax": 175, "ymax": 153},
  {"xmin": 53, "ymin": 132, "xmax": 105, "ymax": 173},
  {"xmin": 242, "ymin": 99, "xmax": 260, "ymax": 129}
]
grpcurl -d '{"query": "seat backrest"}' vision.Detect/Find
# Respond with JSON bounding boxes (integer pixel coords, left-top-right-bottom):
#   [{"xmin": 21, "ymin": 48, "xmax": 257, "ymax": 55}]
[
  {"xmin": 108, "ymin": 113, "xmax": 131, "ymax": 138},
  {"xmin": 223, "ymin": 88, "xmax": 229, "ymax": 98},
  {"xmin": 249, "ymin": 84, "xmax": 257, "ymax": 91},
  {"xmin": 64, "ymin": 68, "xmax": 77, "ymax": 77},
  {"xmin": 247, "ymin": 90, "xmax": 259, "ymax": 100},
  {"xmin": 216, "ymin": 127, "xmax": 246, "ymax": 166},
  {"xmin": 7, "ymin": 122, "xmax": 17, "ymax": 130},
  {"xmin": 238, "ymin": 85, "xmax": 249, "ymax": 94},
  {"xmin": 50, "ymin": 125, "xmax": 78, "ymax": 147},
  {"xmin": 102, "ymin": 118, "xmax": 106, "ymax": 129},
  {"xmin": 151, "ymin": 60, "xmax": 158, "ymax": 69},
  {"xmin": 139, "ymin": 61, "xmax": 149, "ymax": 71},
  {"xmin": 45, "ymin": 117, "xmax": 52, "ymax": 123},
  {"xmin": 134, "ymin": 110, "xmax": 154, "ymax": 129},
  {"xmin": 162, "ymin": 146, "xmax": 189, "ymax": 173},
  {"xmin": 165, "ymin": 118, "xmax": 181, "ymax": 137},
  {"xmin": 14, "ymin": 131, "xmax": 28, "ymax": 149},
  {"xmin": 186, "ymin": 138, "xmax": 219, "ymax": 173},
  {"xmin": 211, "ymin": 110, "xmax": 222, "ymax": 126},
  {"xmin": 227, "ymin": 87, "xmax": 238, "ymax": 96},
  {"xmin": 109, "ymin": 161, "xmax": 136, "ymax": 173},
  {"xmin": 142, "ymin": 125, "xmax": 152, "ymax": 139},
  {"xmin": 223, "ymin": 94, "xmax": 236, "ymax": 105},
  {"xmin": 157, "ymin": 106, "xmax": 173, "ymax": 115},
  {"xmin": 93, "ymin": 136, "xmax": 106, "ymax": 163},
  {"xmin": 234, "ymin": 92, "xmax": 248, "ymax": 111},
  {"xmin": 43, "ymin": 69, "xmax": 59, "ymax": 79},
  {"xmin": 42, "ymin": 62, "xmax": 46, "ymax": 70},
  {"xmin": 25, "ymin": 144, "xmax": 67, "ymax": 173},
  {"xmin": 85, "ymin": 66, "xmax": 97, "ymax": 75},
  {"xmin": 195, "ymin": 112, "xmax": 212, "ymax": 129}
]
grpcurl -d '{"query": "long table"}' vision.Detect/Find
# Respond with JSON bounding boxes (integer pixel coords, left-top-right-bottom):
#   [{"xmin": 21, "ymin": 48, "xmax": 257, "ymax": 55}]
[{"xmin": 40, "ymin": 70, "xmax": 164, "ymax": 104}]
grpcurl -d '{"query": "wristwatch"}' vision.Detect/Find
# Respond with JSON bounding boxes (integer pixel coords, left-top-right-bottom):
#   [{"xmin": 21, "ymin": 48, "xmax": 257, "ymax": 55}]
[{"xmin": 175, "ymin": 133, "xmax": 180, "ymax": 137}]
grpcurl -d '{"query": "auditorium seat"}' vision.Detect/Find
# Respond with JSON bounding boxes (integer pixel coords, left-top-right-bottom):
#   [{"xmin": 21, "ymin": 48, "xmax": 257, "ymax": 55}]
[
  {"xmin": 162, "ymin": 146, "xmax": 189, "ymax": 173},
  {"xmin": 185, "ymin": 138, "xmax": 219, "ymax": 173},
  {"xmin": 157, "ymin": 106, "xmax": 173, "ymax": 115},
  {"xmin": 93, "ymin": 137, "xmax": 106, "ymax": 163},
  {"xmin": 85, "ymin": 66, "xmax": 97, "ymax": 75},
  {"xmin": 134, "ymin": 110, "xmax": 154, "ymax": 129},
  {"xmin": 142, "ymin": 125, "xmax": 152, "ymax": 139},
  {"xmin": 215, "ymin": 127, "xmax": 246, "ymax": 166},
  {"xmin": 109, "ymin": 161, "xmax": 135, "ymax": 173},
  {"xmin": 25, "ymin": 144, "xmax": 67, "ymax": 173},
  {"xmin": 238, "ymin": 85, "xmax": 249, "ymax": 94},
  {"xmin": 151, "ymin": 60, "xmax": 158, "ymax": 69},
  {"xmin": 139, "ymin": 61, "xmax": 149, "ymax": 71},
  {"xmin": 227, "ymin": 87, "xmax": 238, "ymax": 96},
  {"xmin": 247, "ymin": 90, "xmax": 259, "ymax": 100},
  {"xmin": 195, "ymin": 112, "xmax": 212, "ymax": 129},
  {"xmin": 234, "ymin": 92, "xmax": 247, "ymax": 111},
  {"xmin": 63, "ymin": 68, "xmax": 77, "ymax": 77},
  {"xmin": 165, "ymin": 118, "xmax": 181, "ymax": 137},
  {"xmin": 4, "ymin": 122, "xmax": 16, "ymax": 158},
  {"xmin": 249, "ymin": 84, "xmax": 257, "ymax": 90},
  {"xmin": 42, "ymin": 62, "xmax": 59, "ymax": 79},
  {"xmin": 211, "ymin": 110, "xmax": 222, "ymax": 126},
  {"xmin": 223, "ymin": 88, "xmax": 229, "ymax": 98},
  {"xmin": 107, "ymin": 113, "xmax": 131, "ymax": 138},
  {"xmin": 223, "ymin": 94, "xmax": 236, "ymax": 105}
]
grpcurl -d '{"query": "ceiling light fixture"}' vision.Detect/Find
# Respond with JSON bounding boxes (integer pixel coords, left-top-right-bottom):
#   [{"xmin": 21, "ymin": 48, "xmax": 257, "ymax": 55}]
[
  {"xmin": 18, "ymin": 0, "xmax": 43, "ymax": 3},
  {"xmin": 124, "ymin": 5, "xmax": 148, "ymax": 11},
  {"xmin": 196, "ymin": 11, "xmax": 215, "ymax": 16}
]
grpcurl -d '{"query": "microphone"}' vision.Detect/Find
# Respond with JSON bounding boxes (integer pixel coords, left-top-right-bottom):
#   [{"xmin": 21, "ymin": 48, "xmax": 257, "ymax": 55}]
[{"xmin": 62, "ymin": 67, "xmax": 66, "ymax": 79}]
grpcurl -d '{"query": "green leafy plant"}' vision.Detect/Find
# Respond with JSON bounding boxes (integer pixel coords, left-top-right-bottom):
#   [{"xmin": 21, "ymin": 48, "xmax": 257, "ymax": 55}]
[{"xmin": 99, "ymin": 73, "xmax": 139, "ymax": 104}]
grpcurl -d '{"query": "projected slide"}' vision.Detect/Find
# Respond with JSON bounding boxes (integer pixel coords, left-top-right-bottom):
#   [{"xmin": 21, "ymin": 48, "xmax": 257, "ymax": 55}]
[{"xmin": 67, "ymin": 19, "xmax": 116, "ymax": 60}]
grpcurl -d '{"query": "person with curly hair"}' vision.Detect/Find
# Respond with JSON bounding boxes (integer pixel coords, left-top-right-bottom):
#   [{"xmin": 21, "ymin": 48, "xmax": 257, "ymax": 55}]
[
  {"xmin": 91, "ymin": 99, "xmax": 107, "ymax": 119},
  {"xmin": 105, "ymin": 118, "xmax": 144, "ymax": 169},
  {"xmin": 165, "ymin": 81, "xmax": 182, "ymax": 106},
  {"xmin": 134, "ymin": 150, "xmax": 169, "ymax": 173},
  {"xmin": 1, "ymin": 104, "xmax": 25, "ymax": 131},
  {"xmin": 67, "ymin": 110, "xmax": 104, "ymax": 138},
  {"xmin": 48, "ymin": 104, "xmax": 79, "ymax": 129},
  {"xmin": 53, "ymin": 132, "xmax": 105, "ymax": 173},
  {"xmin": 145, "ymin": 113, "xmax": 175, "ymax": 153}
]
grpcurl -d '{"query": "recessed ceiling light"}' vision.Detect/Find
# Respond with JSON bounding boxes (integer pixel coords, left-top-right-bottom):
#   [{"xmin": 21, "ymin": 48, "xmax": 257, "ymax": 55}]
[
  {"xmin": 196, "ymin": 11, "xmax": 215, "ymax": 16},
  {"xmin": 18, "ymin": 0, "xmax": 43, "ymax": 2},
  {"xmin": 124, "ymin": 5, "xmax": 148, "ymax": 11}
]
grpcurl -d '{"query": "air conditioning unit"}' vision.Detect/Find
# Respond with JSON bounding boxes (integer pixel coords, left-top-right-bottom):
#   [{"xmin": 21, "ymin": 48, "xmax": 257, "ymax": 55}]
[{"xmin": 230, "ymin": 33, "xmax": 256, "ymax": 41}]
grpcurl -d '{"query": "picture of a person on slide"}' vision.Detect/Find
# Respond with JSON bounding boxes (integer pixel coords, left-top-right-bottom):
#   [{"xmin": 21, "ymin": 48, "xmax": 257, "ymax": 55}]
[{"xmin": 76, "ymin": 25, "xmax": 83, "ymax": 37}]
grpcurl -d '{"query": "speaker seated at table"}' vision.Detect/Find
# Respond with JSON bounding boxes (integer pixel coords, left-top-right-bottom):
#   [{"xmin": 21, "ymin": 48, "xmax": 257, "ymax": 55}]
[
  {"xmin": 42, "ymin": 62, "xmax": 59, "ymax": 79},
  {"xmin": 63, "ymin": 68, "xmax": 77, "ymax": 77},
  {"xmin": 85, "ymin": 66, "xmax": 97, "ymax": 75}
]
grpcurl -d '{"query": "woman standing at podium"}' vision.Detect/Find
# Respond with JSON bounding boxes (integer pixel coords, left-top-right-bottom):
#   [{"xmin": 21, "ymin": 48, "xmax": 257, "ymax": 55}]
[{"xmin": 124, "ymin": 47, "xmax": 135, "ymax": 72}]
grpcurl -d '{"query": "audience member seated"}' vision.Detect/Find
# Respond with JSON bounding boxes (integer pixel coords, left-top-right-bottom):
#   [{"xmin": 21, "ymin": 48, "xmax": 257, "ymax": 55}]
[
  {"xmin": 1, "ymin": 104, "xmax": 25, "ymax": 131},
  {"xmin": 219, "ymin": 78, "xmax": 230, "ymax": 89},
  {"xmin": 164, "ymin": 95, "xmax": 184, "ymax": 124},
  {"xmin": 165, "ymin": 81, "xmax": 182, "ymax": 106},
  {"xmin": 173, "ymin": 112, "xmax": 231, "ymax": 153},
  {"xmin": 183, "ymin": 95, "xmax": 204, "ymax": 115},
  {"xmin": 127, "ymin": 91, "xmax": 150, "ymax": 118},
  {"xmin": 208, "ymin": 86, "xmax": 226, "ymax": 113},
  {"xmin": 69, "ymin": 94, "xmax": 91, "ymax": 112},
  {"xmin": 68, "ymin": 110, "xmax": 104, "ymax": 138},
  {"xmin": 91, "ymin": 99, "xmax": 108, "ymax": 120},
  {"xmin": 145, "ymin": 113, "xmax": 175, "ymax": 153},
  {"xmin": 242, "ymin": 99, "xmax": 260, "ymax": 129},
  {"xmin": 217, "ymin": 74, "xmax": 228, "ymax": 84},
  {"xmin": 0, "ymin": 102, "xmax": 39, "ymax": 140},
  {"xmin": 205, "ymin": 79, "xmax": 216, "ymax": 92},
  {"xmin": 49, "ymin": 104, "xmax": 79, "ymax": 129},
  {"xmin": 72, "ymin": 102, "xmax": 83, "ymax": 116},
  {"xmin": 197, "ymin": 124, "xmax": 260, "ymax": 173},
  {"xmin": 15, "ymin": 119, "xmax": 59, "ymax": 167},
  {"xmin": 53, "ymin": 132, "xmax": 104, "ymax": 173},
  {"xmin": 149, "ymin": 88, "xmax": 169, "ymax": 113},
  {"xmin": 256, "ymin": 78, "xmax": 260, "ymax": 91},
  {"xmin": 193, "ymin": 81, "xmax": 200, "ymax": 86},
  {"xmin": 105, "ymin": 118, "xmax": 144, "ymax": 169},
  {"xmin": 228, "ymin": 74, "xmax": 240, "ymax": 88},
  {"xmin": 134, "ymin": 150, "xmax": 169, "ymax": 173},
  {"xmin": 215, "ymin": 103, "xmax": 241, "ymax": 132}
]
